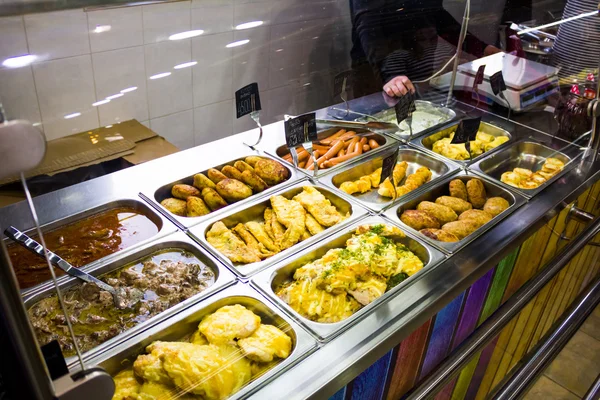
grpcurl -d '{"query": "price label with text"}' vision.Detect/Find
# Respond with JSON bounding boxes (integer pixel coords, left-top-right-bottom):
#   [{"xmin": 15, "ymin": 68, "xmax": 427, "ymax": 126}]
[
  {"xmin": 490, "ymin": 71, "xmax": 507, "ymax": 95},
  {"xmin": 394, "ymin": 92, "xmax": 416, "ymax": 123},
  {"xmin": 284, "ymin": 113, "xmax": 317, "ymax": 148},
  {"xmin": 381, "ymin": 148, "xmax": 400, "ymax": 185},
  {"xmin": 235, "ymin": 82, "xmax": 261, "ymax": 118},
  {"xmin": 451, "ymin": 117, "xmax": 481, "ymax": 144},
  {"xmin": 333, "ymin": 70, "xmax": 352, "ymax": 98}
]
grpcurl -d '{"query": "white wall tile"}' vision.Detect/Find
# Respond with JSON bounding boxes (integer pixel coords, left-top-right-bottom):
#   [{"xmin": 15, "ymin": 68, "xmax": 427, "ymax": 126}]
[
  {"xmin": 234, "ymin": 2, "xmax": 272, "ymax": 27},
  {"xmin": 150, "ymin": 109, "xmax": 194, "ymax": 150},
  {"xmin": 191, "ymin": 5, "xmax": 233, "ymax": 35},
  {"xmin": 191, "ymin": 32, "xmax": 233, "ymax": 107},
  {"xmin": 92, "ymin": 46, "xmax": 149, "ymax": 126},
  {"xmin": 0, "ymin": 16, "xmax": 28, "ymax": 62},
  {"xmin": 145, "ymin": 40, "xmax": 193, "ymax": 118},
  {"xmin": 265, "ymin": 85, "xmax": 294, "ymax": 121},
  {"xmin": 87, "ymin": 7, "xmax": 143, "ymax": 53},
  {"xmin": 143, "ymin": 1, "xmax": 191, "ymax": 44},
  {"xmin": 232, "ymin": 26, "xmax": 270, "ymax": 91},
  {"xmin": 0, "ymin": 67, "xmax": 42, "ymax": 126},
  {"xmin": 25, "ymin": 10, "xmax": 90, "ymax": 61},
  {"xmin": 32, "ymin": 55, "xmax": 99, "ymax": 140},
  {"xmin": 193, "ymin": 100, "xmax": 233, "ymax": 145},
  {"xmin": 140, "ymin": 120, "xmax": 150, "ymax": 129}
]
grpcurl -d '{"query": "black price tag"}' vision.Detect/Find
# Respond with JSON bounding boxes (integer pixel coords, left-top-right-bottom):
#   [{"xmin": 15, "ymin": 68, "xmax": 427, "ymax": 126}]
[
  {"xmin": 394, "ymin": 92, "xmax": 416, "ymax": 123},
  {"xmin": 451, "ymin": 117, "xmax": 481, "ymax": 144},
  {"xmin": 474, "ymin": 65, "xmax": 485, "ymax": 88},
  {"xmin": 381, "ymin": 148, "xmax": 400, "ymax": 184},
  {"xmin": 235, "ymin": 82, "xmax": 261, "ymax": 118},
  {"xmin": 333, "ymin": 70, "xmax": 352, "ymax": 98},
  {"xmin": 42, "ymin": 340, "xmax": 69, "ymax": 380},
  {"xmin": 284, "ymin": 113, "xmax": 317, "ymax": 148},
  {"xmin": 490, "ymin": 71, "xmax": 507, "ymax": 95}
]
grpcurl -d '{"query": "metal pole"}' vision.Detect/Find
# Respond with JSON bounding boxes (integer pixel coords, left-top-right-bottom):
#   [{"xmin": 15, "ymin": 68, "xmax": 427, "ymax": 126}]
[
  {"xmin": 446, "ymin": 0, "xmax": 470, "ymax": 105},
  {"xmin": 402, "ymin": 216, "xmax": 600, "ymax": 400},
  {"xmin": 583, "ymin": 373, "xmax": 600, "ymax": 400}
]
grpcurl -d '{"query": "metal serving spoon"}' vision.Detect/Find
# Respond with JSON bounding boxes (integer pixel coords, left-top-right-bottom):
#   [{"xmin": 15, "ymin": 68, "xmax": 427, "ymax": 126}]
[{"xmin": 5, "ymin": 226, "xmax": 142, "ymax": 309}]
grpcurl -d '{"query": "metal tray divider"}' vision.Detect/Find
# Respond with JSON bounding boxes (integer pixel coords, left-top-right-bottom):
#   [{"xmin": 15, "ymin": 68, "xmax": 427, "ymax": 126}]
[
  {"xmin": 250, "ymin": 215, "xmax": 445, "ymax": 342},
  {"xmin": 187, "ymin": 181, "xmax": 370, "ymax": 280}
]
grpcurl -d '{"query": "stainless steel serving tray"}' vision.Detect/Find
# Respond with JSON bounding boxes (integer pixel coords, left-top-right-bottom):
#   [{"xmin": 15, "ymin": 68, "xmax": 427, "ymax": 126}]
[
  {"xmin": 359, "ymin": 100, "xmax": 458, "ymax": 141},
  {"xmin": 84, "ymin": 283, "xmax": 317, "ymax": 400},
  {"xmin": 6, "ymin": 197, "xmax": 177, "ymax": 297},
  {"xmin": 383, "ymin": 171, "xmax": 527, "ymax": 254},
  {"xmin": 470, "ymin": 139, "xmax": 580, "ymax": 198},
  {"xmin": 251, "ymin": 216, "xmax": 445, "ymax": 342},
  {"xmin": 140, "ymin": 152, "xmax": 299, "ymax": 231},
  {"xmin": 320, "ymin": 146, "xmax": 460, "ymax": 213},
  {"xmin": 267, "ymin": 124, "xmax": 399, "ymax": 178},
  {"xmin": 23, "ymin": 231, "xmax": 236, "ymax": 369},
  {"xmin": 411, "ymin": 120, "xmax": 513, "ymax": 166},
  {"xmin": 188, "ymin": 180, "xmax": 369, "ymax": 280}
]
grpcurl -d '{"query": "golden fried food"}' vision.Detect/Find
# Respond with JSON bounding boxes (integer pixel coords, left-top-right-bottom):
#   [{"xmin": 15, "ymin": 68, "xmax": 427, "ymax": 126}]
[
  {"xmin": 234, "ymin": 160, "xmax": 255, "ymax": 173},
  {"xmin": 501, "ymin": 171, "xmax": 523, "ymax": 188},
  {"xmin": 367, "ymin": 167, "xmax": 382, "ymax": 187},
  {"xmin": 378, "ymin": 166, "xmax": 431, "ymax": 198},
  {"xmin": 207, "ymin": 168, "xmax": 229, "ymax": 184},
  {"xmin": 135, "ymin": 381, "xmax": 179, "ymax": 400},
  {"xmin": 514, "ymin": 168, "xmax": 533, "ymax": 179},
  {"xmin": 400, "ymin": 210, "xmax": 441, "ymax": 230},
  {"xmin": 435, "ymin": 196, "xmax": 473, "ymax": 214},
  {"xmin": 232, "ymin": 224, "xmax": 273, "ymax": 258},
  {"xmin": 193, "ymin": 173, "xmax": 216, "ymax": 190},
  {"xmin": 172, "ymin": 184, "xmax": 201, "ymax": 200},
  {"xmin": 238, "ymin": 324, "xmax": 292, "ymax": 363},
  {"xmin": 347, "ymin": 274, "xmax": 388, "ymax": 305},
  {"xmin": 483, "ymin": 136, "xmax": 509, "ymax": 152},
  {"xmin": 244, "ymin": 156, "xmax": 263, "ymax": 167},
  {"xmin": 305, "ymin": 213, "xmax": 325, "ymax": 236},
  {"xmin": 254, "ymin": 158, "xmax": 289, "ymax": 185},
  {"xmin": 216, "ymin": 178, "xmax": 253, "ymax": 203},
  {"xmin": 441, "ymin": 220, "xmax": 480, "ymax": 240},
  {"xmin": 250, "ymin": 361, "xmax": 279, "ymax": 378},
  {"xmin": 199, "ymin": 304, "xmax": 261, "ymax": 344},
  {"xmin": 189, "ymin": 330, "xmax": 208, "ymax": 345},
  {"xmin": 377, "ymin": 178, "xmax": 396, "ymax": 198},
  {"xmin": 458, "ymin": 209, "xmax": 493, "ymax": 227},
  {"xmin": 484, "ymin": 197, "xmax": 509, "ymax": 217},
  {"xmin": 355, "ymin": 224, "xmax": 405, "ymax": 237},
  {"xmin": 476, "ymin": 131, "xmax": 494, "ymax": 143},
  {"xmin": 201, "ymin": 187, "xmax": 228, "ymax": 211},
  {"xmin": 419, "ymin": 228, "xmax": 459, "ymax": 242},
  {"xmin": 340, "ymin": 181, "xmax": 360, "ymax": 195},
  {"xmin": 431, "ymin": 131, "xmax": 508, "ymax": 160},
  {"xmin": 245, "ymin": 221, "xmax": 280, "ymax": 252},
  {"xmin": 221, "ymin": 165, "xmax": 244, "ymax": 181},
  {"xmin": 215, "ymin": 344, "xmax": 252, "ymax": 393},
  {"xmin": 466, "ymin": 178, "xmax": 487, "ymax": 208},
  {"xmin": 186, "ymin": 196, "xmax": 211, "ymax": 217},
  {"xmin": 416, "ymin": 201, "xmax": 458, "ymax": 224},
  {"xmin": 241, "ymin": 169, "xmax": 268, "ymax": 192},
  {"xmin": 134, "ymin": 341, "xmax": 195, "ymax": 384},
  {"xmin": 293, "ymin": 186, "xmax": 342, "ymax": 227},
  {"xmin": 501, "ymin": 158, "xmax": 564, "ymax": 190},
  {"xmin": 160, "ymin": 198, "xmax": 186, "ymax": 216},
  {"xmin": 265, "ymin": 208, "xmax": 285, "ymax": 243},
  {"xmin": 449, "ymin": 179, "xmax": 468, "ymax": 201},
  {"xmin": 206, "ymin": 221, "xmax": 261, "ymax": 264},
  {"xmin": 392, "ymin": 161, "xmax": 408, "ymax": 186},
  {"xmin": 270, "ymin": 196, "xmax": 306, "ymax": 250},
  {"xmin": 432, "ymin": 137, "xmax": 470, "ymax": 160},
  {"xmin": 543, "ymin": 157, "xmax": 564, "ymax": 172},
  {"xmin": 113, "ymin": 369, "xmax": 141, "ymax": 400}
]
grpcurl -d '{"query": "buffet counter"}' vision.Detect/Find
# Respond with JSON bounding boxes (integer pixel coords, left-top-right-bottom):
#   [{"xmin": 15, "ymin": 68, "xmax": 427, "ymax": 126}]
[{"xmin": 1, "ymin": 93, "xmax": 599, "ymax": 400}]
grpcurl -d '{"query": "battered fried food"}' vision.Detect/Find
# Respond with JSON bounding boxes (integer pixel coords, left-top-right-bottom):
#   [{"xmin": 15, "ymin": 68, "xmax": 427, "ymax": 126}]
[
  {"xmin": 216, "ymin": 179, "xmax": 253, "ymax": 203},
  {"xmin": 193, "ymin": 173, "xmax": 216, "ymax": 190},
  {"xmin": 221, "ymin": 165, "xmax": 244, "ymax": 181},
  {"xmin": 293, "ymin": 186, "xmax": 342, "ymax": 227},
  {"xmin": 112, "ymin": 369, "xmax": 141, "ymax": 400},
  {"xmin": 416, "ymin": 201, "xmax": 458, "ymax": 224},
  {"xmin": 254, "ymin": 158, "xmax": 289, "ymax": 185},
  {"xmin": 172, "ymin": 184, "xmax": 201, "ymax": 200},
  {"xmin": 458, "ymin": 209, "xmax": 493, "ymax": 227},
  {"xmin": 264, "ymin": 208, "xmax": 285, "ymax": 242},
  {"xmin": 441, "ymin": 220, "xmax": 480, "ymax": 239},
  {"xmin": 134, "ymin": 342, "xmax": 195, "ymax": 384},
  {"xmin": 400, "ymin": 210, "xmax": 441, "ymax": 230},
  {"xmin": 419, "ymin": 228, "xmax": 459, "ymax": 242},
  {"xmin": 207, "ymin": 168, "xmax": 229, "ymax": 184},
  {"xmin": 241, "ymin": 170, "xmax": 268, "ymax": 192},
  {"xmin": 466, "ymin": 178, "xmax": 487, "ymax": 208},
  {"xmin": 392, "ymin": 161, "xmax": 408, "ymax": 186},
  {"xmin": 305, "ymin": 213, "xmax": 325, "ymax": 235},
  {"xmin": 237, "ymin": 324, "xmax": 292, "ymax": 363},
  {"xmin": 202, "ymin": 187, "xmax": 228, "ymax": 211},
  {"xmin": 449, "ymin": 179, "xmax": 468, "ymax": 201},
  {"xmin": 232, "ymin": 224, "xmax": 273, "ymax": 258},
  {"xmin": 189, "ymin": 330, "xmax": 208, "ymax": 345},
  {"xmin": 435, "ymin": 196, "xmax": 473, "ymax": 214},
  {"xmin": 483, "ymin": 136, "xmax": 509, "ymax": 152},
  {"xmin": 199, "ymin": 304, "xmax": 260, "ymax": 344},
  {"xmin": 245, "ymin": 221, "xmax": 280, "ymax": 252},
  {"xmin": 484, "ymin": 197, "xmax": 510, "ymax": 217},
  {"xmin": 378, "ymin": 165, "xmax": 432, "ymax": 198},
  {"xmin": 160, "ymin": 198, "xmax": 187, "ymax": 216},
  {"xmin": 186, "ymin": 196, "xmax": 211, "ymax": 217},
  {"xmin": 206, "ymin": 221, "xmax": 261, "ymax": 264},
  {"xmin": 234, "ymin": 160, "xmax": 255, "ymax": 173},
  {"xmin": 270, "ymin": 196, "xmax": 306, "ymax": 250},
  {"xmin": 244, "ymin": 156, "xmax": 263, "ymax": 167}
]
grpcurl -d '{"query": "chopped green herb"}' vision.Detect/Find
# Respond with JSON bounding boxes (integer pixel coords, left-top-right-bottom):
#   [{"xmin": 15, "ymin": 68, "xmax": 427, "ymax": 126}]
[
  {"xmin": 370, "ymin": 224, "xmax": 385, "ymax": 234},
  {"xmin": 387, "ymin": 273, "xmax": 409, "ymax": 291}
]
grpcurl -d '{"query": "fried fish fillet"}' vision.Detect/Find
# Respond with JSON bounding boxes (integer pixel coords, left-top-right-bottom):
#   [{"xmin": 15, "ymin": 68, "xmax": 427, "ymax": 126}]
[
  {"xmin": 232, "ymin": 223, "xmax": 274, "ymax": 258},
  {"xmin": 245, "ymin": 221, "xmax": 280, "ymax": 252},
  {"xmin": 270, "ymin": 196, "xmax": 306, "ymax": 249},
  {"xmin": 206, "ymin": 221, "xmax": 261, "ymax": 264},
  {"xmin": 292, "ymin": 187, "xmax": 342, "ymax": 227},
  {"xmin": 305, "ymin": 213, "xmax": 325, "ymax": 236},
  {"xmin": 264, "ymin": 207, "xmax": 285, "ymax": 242}
]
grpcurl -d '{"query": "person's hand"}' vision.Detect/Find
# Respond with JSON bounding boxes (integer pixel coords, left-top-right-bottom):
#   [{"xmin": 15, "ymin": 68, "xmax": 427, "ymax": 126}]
[{"xmin": 383, "ymin": 76, "xmax": 415, "ymax": 97}]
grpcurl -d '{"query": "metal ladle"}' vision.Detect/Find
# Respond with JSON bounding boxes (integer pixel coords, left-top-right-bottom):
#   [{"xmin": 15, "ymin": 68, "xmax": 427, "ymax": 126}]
[{"xmin": 5, "ymin": 226, "xmax": 142, "ymax": 309}]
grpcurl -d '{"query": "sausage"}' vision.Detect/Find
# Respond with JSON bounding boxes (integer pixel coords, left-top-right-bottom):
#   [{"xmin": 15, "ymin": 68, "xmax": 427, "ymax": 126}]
[
  {"xmin": 322, "ymin": 140, "xmax": 345, "ymax": 160},
  {"xmin": 362, "ymin": 144, "xmax": 370, "ymax": 152},
  {"xmin": 368, "ymin": 139, "xmax": 380, "ymax": 149}
]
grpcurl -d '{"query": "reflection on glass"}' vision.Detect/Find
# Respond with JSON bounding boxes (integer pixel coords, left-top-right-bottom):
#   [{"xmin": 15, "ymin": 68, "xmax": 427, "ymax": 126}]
[
  {"xmin": 149, "ymin": 72, "xmax": 171, "ymax": 80},
  {"xmin": 174, "ymin": 61, "xmax": 198, "ymax": 69},
  {"xmin": 169, "ymin": 30, "xmax": 204, "ymax": 40},
  {"xmin": 226, "ymin": 39, "xmax": 250, "ymax": 48},
  {"xmin": 2, "ymin": 54, "xmax": 36, "ymax": 68},
  {"xmin": 106, "ymin": 93, "xmax": 124, "ymax": 100},
  {"xmin": 92, "ymin": 99, "xmax": 110, "ymax": 107},
  {"xmin": 93, "ymin": 25, "xmax": 111, "ymax": 33},
  {"xmin": 235, "ymin": 21, "xmax": 264, "ymax": 30},
  {"xmin": 120, "ymin": 87, "xmax": 138, "ymax": 93},
  {"xmin": 64, "ymin": 112, "xmax": 81, "ymax": 119}
]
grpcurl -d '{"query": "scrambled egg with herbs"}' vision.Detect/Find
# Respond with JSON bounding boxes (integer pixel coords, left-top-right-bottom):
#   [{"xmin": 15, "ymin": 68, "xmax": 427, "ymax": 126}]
[
  {"xmin": 276, "ymin": 224, "xmax": 424, "ymax": 323},
  {"xmin": 431, "ymin": 131, "xmax": 509, "ymax": 160}
]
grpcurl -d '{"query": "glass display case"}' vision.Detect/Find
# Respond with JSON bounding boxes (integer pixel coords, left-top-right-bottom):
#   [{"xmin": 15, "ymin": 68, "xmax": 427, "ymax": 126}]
[{"xmin": 0, "ymin": 0, "xmax": 599, "ymax": 399}]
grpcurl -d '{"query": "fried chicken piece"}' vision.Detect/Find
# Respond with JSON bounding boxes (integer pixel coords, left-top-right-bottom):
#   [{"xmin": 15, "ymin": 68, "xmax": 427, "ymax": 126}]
[
  {"xmin": 392, "ymin": 161, "xmax": 408, "ymax": 186},
  {"xmin": 134, "ymin": 341, "xmax": 197, "ymax": 384},
  {"xmin": 270, "ymin": 196, "xmax": 306, "ymax": 249},
  {"xmin": 214, "ymin": 344, "xmax": 252, "ymax": 393},
  {"xmin": 245, "ymin": 221, "xmax": 280, "ymax": 252},
  {"xmin": 292, "ymin": 187, "xmax": 342, "ymax": 227},
  {"xmin": 232, "ymin": 223, "xmax": 274, "ymax": 258},
  {"xmin": 367, "ymin": 167, "xmax": 382, "ymax": 187},
  {"xmin": 198, "ymin": 304, "xmax": 261, "ymax": 345},
  {"xmin": 305, "ymin": 213, "xmax": 325, "ymax": 236},
  {"xmin": 112, "ymin": 369, "xmax": 141, "ymax": 400},
  {"xmin": 300, "ymin": 227, "xmax": 311, "ymax": 241},
  {"xmin": 340, "ymin": 181, "xmax": 360, "ymax": 195},
  {"xmin": 238, "ymin": 324, "xmax": 292, "ymax": 362},
  {"xmin": 347, "ymin": 274, "xmax": 388, "ymax": 305},
  {"xmin": 189, "ymin": 330, "xmax": 208, "ymax": 345},
  {"xmin": 206, "ymin": 221, "xmax": 261, "ymax": 264},
  {"xmin": 136, "ymin": 382, "xmax": 185, "ymax": 400}
]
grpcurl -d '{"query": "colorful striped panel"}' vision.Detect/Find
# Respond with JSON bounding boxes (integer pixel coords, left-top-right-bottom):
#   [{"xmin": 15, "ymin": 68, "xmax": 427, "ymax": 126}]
[{"xmin": 350, "ymin": 350, "xmax": 394, "ymax": 400}]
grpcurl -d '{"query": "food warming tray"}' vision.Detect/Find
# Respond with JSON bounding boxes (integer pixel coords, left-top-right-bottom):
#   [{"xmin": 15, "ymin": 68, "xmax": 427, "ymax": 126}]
[
  {"xmin": 383, "ymin": 171, "xmax": 527, "ymax": 254},
  {"xmin": 84, "ymin": 283, "xmax": 317, "ymax": 400},
  {"xmin": 7, "ymin": 197, "xmax": 177, "ymax": 297},
  {"xmin": 267, "ymin": 124, "xmax": 399, "ymax": 178},
  {"xmin": 251, "ymin": 216, "xmax": 445, "ymax": 342},
  {"xmin": 188, "ymin": 180, "xmax": 369, "ymax": 279},
  {"xmin": 320, "ymin": 146, "xmax": 460, "ymax": 213},
  {"xmin": 411, "ymin": 120, "xmax": 513, "ymax": 166},
  {"xmin": 470, "ymin": 139, "xmax": 580, "ymax": 198},
  {"xmin": 23, "ymin": 231, "xmax": 236, "ymax": 369},
  {"xmin": 140, "ymin": 152, "xmax": 300, "ymax": 231}
]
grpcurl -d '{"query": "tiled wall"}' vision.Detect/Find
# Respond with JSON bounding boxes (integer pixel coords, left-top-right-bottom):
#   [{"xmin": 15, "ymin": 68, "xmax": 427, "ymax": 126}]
[{"xmin": 0, "ymin": 0, "xmax": 352, "ymax": 149}]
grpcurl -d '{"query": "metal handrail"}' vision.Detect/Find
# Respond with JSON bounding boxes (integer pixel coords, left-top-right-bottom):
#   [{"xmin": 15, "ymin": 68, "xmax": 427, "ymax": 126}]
[
  {"xmin": 402, "ymin": 216, "xmax": 600, "ymax": 400},
  {"xmin": 583, "ymin": 373, "xmax": 600, "ymax": 400}
]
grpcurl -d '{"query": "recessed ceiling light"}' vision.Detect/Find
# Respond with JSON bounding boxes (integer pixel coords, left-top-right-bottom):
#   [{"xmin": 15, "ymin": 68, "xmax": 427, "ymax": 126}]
[
  {"xmin": 149, "ymin": 72, "xmax": 171, "ymax": 80},
  {"xmin": 174, "ymin": 61, "xmax": 197, "ymax": 69},
  {"xmin": 169, "ymin": 30, "xmax": 204, "ymax": 40},
  {"xmin": 235, "ymin": 21, "xmax": 263, "ymax": 30},
  {"xmin": 92, "ymin": 99, "xmax": 111, "ymax": 106},
  {"xmin": 106, "ymin": 93, "xmax": 124, "ymax": 100},
  {"xmin": 120, "ymin": 86, "xmax": 138, "ymax": 93},
  {"xmin": 226, "ymin": 39, "xmax": 250, "ymax": 48},
  {"xmin": 2, "ymin": 54, "xmax": 37, "ymax": 68},
  {"xmin": 64, "ymin": 112, "xmax": 81, "ymax": 119},
  {"xmin": 94, "ymin": 25, "xmax": 111, "ymax": 33}
]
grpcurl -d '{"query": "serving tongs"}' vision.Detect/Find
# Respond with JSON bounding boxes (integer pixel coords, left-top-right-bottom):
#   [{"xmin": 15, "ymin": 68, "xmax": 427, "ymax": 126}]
[
  {"xmin": 5, "ymin": 226, "xmax": 142, "ymax": 309},
  {"xmin": 316, "ymin": 118, "xmax": 400, "ymax": 136}
]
